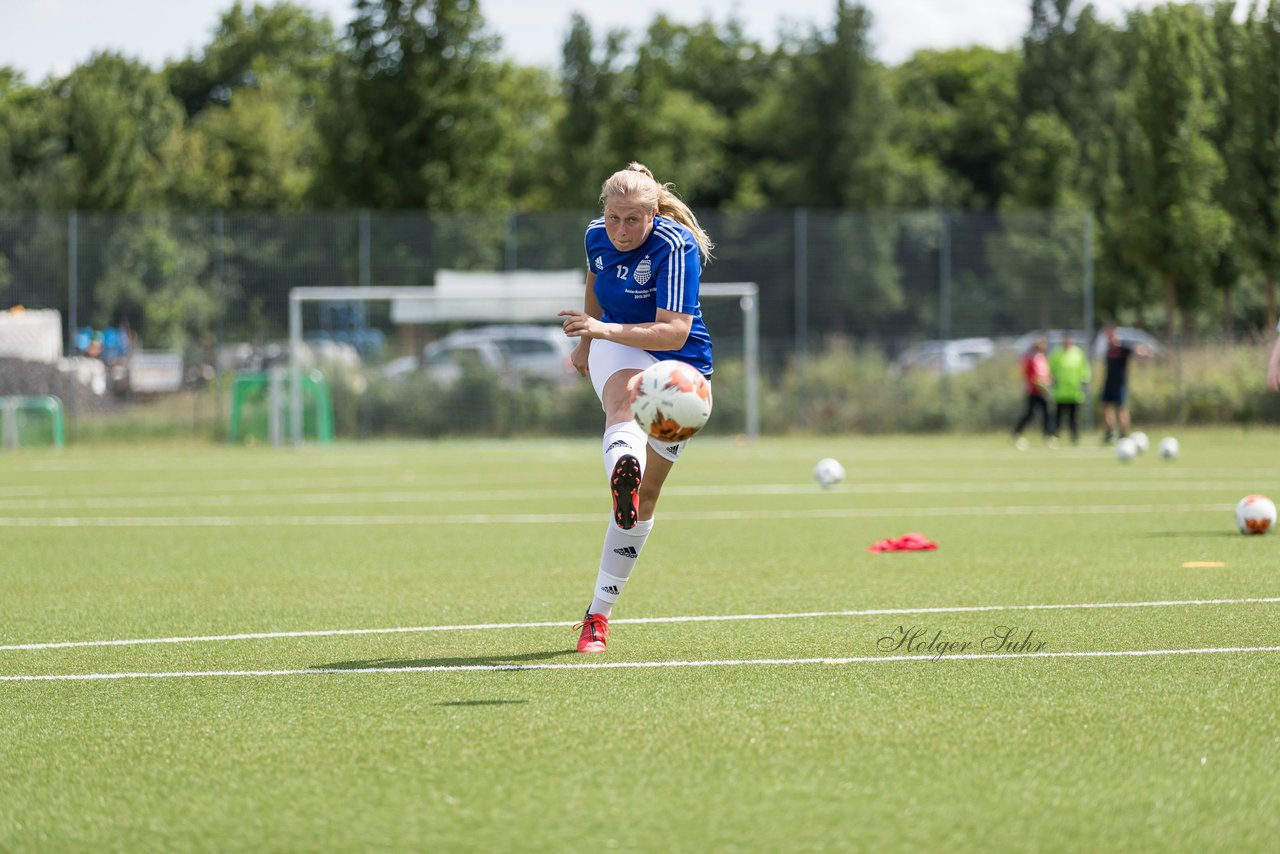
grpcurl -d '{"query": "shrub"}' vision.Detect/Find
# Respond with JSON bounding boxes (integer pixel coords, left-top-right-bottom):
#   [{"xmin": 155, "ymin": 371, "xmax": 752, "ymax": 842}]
[{"xmin": 50, "ymin": 340, "xmax": 1280, "ymax": 442}]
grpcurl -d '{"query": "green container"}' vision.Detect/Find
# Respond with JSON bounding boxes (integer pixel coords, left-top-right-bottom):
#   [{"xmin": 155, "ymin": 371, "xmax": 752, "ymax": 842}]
[
  {"xmin": 228, "ymin": 370, "xmax": 333, "ymax": 443},
  {"xmin": 1, "ymin": 395, "xmax": 65, "ymax": 450}
]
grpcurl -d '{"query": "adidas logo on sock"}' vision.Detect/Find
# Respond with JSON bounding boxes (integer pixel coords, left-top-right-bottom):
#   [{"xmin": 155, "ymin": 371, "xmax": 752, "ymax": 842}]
[
  {"xmin": 613, "ymin": 546, "xmax": 638, "ymax": 558},
  {"xmin": 599, "ymin": 584, "xmax": 620, "ymax": 595},
  {"xmin": 606, "ymin": 439, "xmax": 631, "ymax": 451},
  {"xmin": 665, "ymin": 444, "xmax": 681, "ymax": 457}
]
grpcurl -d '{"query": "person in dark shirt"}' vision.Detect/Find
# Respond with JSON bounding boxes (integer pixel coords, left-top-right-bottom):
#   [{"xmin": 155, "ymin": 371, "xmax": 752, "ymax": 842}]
[{"xmin": 1099, "ymin": 323, "xmax": 1152, "ymax": 443}]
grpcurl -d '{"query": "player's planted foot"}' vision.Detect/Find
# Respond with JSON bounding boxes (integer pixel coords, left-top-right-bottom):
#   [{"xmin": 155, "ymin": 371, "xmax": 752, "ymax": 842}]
[
  {"xmin": 576, "ymin": 611, "xmax": 610, "ymax": 654},
  {"xmin": 610, "ymin": 454, "xmax": 641, "ymax": 530}
]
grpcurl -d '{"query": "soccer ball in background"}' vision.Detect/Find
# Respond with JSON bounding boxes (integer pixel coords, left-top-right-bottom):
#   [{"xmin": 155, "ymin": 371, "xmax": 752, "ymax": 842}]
[
  {"xmin": 813, "ymin": 457, "xmax": 845, "ymax": 489},
  {"xmin": 1130, "ymin": 431, "xmax": 1149, "ymax": 453},
  {"xmin": 1158, "ymin": 436, "xmax": 1179, "ymax": 460},
  {"xmin": 1115, "ymin": 437, "xmax": 1138, "ymax": 462},
  {"xmin": 629, "ymin": 360, "xmax": 712, "ymax": 442},
  {"xmin": 1235, "ymin": 494, "xmax": 1276, "ymax": 535}
]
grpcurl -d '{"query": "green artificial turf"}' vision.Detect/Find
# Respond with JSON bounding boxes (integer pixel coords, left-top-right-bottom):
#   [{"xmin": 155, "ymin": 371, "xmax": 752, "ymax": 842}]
[{"xmin": 2, "ymin": 429, "xmax": 1278, "ymax": 851}]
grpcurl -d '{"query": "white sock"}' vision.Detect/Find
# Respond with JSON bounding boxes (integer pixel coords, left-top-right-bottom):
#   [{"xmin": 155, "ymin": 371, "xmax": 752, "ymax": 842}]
[
  {"xmin": 602, "ymin": 421, "xmax": 647, "ymax": 479},
  {"xmin": 588, "ymin": 518, "xmax": 654, "ymax": 616}
]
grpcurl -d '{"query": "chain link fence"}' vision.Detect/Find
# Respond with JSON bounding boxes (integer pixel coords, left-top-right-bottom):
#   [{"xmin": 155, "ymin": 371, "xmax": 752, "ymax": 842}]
[{"xmin": 1, "ymin": 209, "xmax": 1104, "ymax": 442}]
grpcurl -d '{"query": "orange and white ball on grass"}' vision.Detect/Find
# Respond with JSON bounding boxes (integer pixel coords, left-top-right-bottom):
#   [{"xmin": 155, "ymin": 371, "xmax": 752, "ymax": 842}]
[
  {"xmin": 628, "ymin": 360, "xmax": 712, "ymax": 442},
  {"xmin": 1235, "ymin": 495, "xmax": 1276, "ymax": 535}
]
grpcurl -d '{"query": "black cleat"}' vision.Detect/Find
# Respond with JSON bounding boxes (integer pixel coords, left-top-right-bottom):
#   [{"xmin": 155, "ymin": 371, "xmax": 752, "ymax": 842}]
[{"xmin": 610, "ymin": 454, "xmax": 641, "ymax": 530}]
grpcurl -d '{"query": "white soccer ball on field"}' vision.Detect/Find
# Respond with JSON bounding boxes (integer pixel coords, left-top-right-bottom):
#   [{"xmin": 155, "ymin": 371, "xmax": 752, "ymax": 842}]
[
  {"xmin": 1158, "ymin": 436, "xmax": 1179, "ymax": 460},
  {"xmin": 628, "ymin": 360, "xmax": 712, "ymax": 442},
  {"xmin": 1235, "ymin": 494, "xmax": 1276, "ymax": 535},
  {"xmin": 1115, "ymin": 437, "xmax": 1138, "ymax": 462},
  {"xmin": 813, "ymin": 457, "xmax": 845, "ymax": 489},
  {"xmin": 1130, "ymin": 431, "xmax": 1149, "ymax": 453}
]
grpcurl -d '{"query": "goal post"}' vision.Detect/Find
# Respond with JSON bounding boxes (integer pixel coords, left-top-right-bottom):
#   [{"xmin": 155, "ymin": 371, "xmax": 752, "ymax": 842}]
[{"xmin": 287, "ymin": 281, "xmax": 759, "ymax": 446}]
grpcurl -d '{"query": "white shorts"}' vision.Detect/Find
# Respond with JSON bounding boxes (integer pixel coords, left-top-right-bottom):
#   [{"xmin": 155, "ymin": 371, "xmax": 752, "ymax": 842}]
[{"xmin": 587, "ymin": 339, "xmax": 700, "ymax": 463}]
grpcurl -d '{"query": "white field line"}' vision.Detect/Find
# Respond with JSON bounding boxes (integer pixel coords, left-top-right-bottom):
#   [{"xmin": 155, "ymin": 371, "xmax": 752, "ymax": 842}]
[
  {"xmin": 0, "ymin": 480, "xmax": 1257, "ymax": 508},
  {"xmin": 5, "ymin": 645, "xmax": 1280, "ymax": 682},
  {"xmin": 4, "ymin": 596, "xmax": 1278, "ymax": 652},
  {"xmin": 0, "ymin": 474, "xmax": 430, "ymax": 497},
  {"xmin": 0, "ymin": 502, "xmax": 1237, "ymax": 527}
]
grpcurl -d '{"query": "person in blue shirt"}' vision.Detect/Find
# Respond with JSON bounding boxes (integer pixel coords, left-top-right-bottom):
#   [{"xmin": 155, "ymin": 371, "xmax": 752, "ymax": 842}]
[{"xmin": 558, "ymin": 162, "xmax": 715, "ymax": 654}]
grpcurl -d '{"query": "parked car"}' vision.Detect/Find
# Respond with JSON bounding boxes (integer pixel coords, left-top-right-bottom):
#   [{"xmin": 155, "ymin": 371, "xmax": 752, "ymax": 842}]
[
  {"xmin": 1093, "ymin": 326, "xmax": 1162, "ymax": 358},
  {"xmin": 478, "ymin": 324, "xmax": 578, "ymax": 383},
  {"xmin": 895, "ymin": 337, "xmax": 997, "ymax": 375},
  {"xmin": 305, "ymin": 327, "xmax": 386, "ymax": 357},
  {"xmin": 1011, "ymin": 329, "xmax": 1087, "ymax": 355},
  {"xmin": 1011, "ymin": 327, "xmax": 1162, "ymax": 358},
  {"xmin": 382, "ymin": 324, "xmax": 576, "ymax": 387}
]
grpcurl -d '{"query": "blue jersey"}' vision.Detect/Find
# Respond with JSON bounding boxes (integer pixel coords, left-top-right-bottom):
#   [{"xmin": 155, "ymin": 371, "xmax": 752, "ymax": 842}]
[{"xmin": 584, "ymin": 215, "xmax": 714, "ymax": 375}]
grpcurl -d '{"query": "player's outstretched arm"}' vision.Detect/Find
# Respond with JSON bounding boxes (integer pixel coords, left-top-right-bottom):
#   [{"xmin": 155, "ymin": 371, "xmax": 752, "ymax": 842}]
[{"xmin": 558, "ymin": 308, "xmax": 692, "ymax": 352}]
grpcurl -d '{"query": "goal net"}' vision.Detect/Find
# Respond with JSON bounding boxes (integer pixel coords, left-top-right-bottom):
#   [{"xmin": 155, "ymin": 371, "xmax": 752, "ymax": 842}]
[{"xmin": 285, "ymin": 276, "xmax": 759, "ymax": 445}]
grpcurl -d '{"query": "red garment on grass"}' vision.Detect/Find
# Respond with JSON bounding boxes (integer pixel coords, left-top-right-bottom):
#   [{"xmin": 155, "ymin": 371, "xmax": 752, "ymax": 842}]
[{"xmin": 868, "ymin": 532, "xmax": 938, "ymax": 552}]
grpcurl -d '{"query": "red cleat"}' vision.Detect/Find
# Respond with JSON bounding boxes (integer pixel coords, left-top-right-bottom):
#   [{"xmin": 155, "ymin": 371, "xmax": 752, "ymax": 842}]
[
  {"xmin": 575, "ymin": 611, "xmax": 610, "ymax": 654},
  {"xmin": 610, "ymin": 454, "xmax": 641, "ymax": 530}
]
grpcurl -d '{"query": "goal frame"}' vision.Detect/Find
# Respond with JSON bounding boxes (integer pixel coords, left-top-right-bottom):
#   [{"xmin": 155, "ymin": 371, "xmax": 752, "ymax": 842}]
[{"xmin": 287, "ymin": 283, "xmax": 759, "ymax": 446}]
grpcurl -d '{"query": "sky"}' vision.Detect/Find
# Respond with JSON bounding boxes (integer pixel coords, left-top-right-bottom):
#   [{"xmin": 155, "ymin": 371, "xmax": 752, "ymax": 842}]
[{"xmin": 1, "ymin": 0, "xmax": 1173, "ymax": 82}]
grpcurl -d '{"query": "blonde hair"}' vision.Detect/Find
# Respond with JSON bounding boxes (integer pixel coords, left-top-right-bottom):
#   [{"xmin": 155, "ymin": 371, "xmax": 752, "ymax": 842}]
[{"xmin": 599, "ymin": 162, "xmax": 714, "ymax": 262}]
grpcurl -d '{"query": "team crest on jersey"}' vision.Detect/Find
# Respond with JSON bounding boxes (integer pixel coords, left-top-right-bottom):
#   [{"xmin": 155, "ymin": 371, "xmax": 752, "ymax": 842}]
[
  {"xmin": 634, "ymin": 257, "xmax": 652, "ymax": 285},
  {"xmin": 594, "ymin": 255, "xmax": 604, "ymax": 271}
]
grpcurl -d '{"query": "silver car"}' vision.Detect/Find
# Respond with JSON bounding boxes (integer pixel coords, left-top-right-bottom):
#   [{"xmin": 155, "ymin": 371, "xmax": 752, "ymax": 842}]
[{"xmin": 384, "ymin": 324, "xmax": 576, "ymax": 387}]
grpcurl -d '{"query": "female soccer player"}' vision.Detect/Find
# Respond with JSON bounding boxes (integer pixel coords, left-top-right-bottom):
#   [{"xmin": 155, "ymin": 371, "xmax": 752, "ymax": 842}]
[{"xmin": 557, "ymin": 162, "xmax": 715, "ymax": 654}]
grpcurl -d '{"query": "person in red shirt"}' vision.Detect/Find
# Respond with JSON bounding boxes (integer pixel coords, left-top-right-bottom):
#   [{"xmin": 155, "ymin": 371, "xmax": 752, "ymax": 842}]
[{"xmin": 1012, "ymin": 337, "xmax": 1055, "ymax": 449}]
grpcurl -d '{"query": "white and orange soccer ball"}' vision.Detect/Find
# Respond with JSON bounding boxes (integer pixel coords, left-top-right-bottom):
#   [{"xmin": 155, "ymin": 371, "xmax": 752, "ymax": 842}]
[
  {"xmin": 1235, "ymin": 495, "xmax": 1276, "ymax": 535},
  {"xmin": 628, "ymin": 360, "xmax": 712, "ymax": 442}
]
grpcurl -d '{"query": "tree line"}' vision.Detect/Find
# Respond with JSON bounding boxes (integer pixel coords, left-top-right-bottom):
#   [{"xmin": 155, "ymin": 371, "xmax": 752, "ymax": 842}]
[{"xmin": 1, "ymin": 0, "xmax": 1279, "ymax": 342}]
